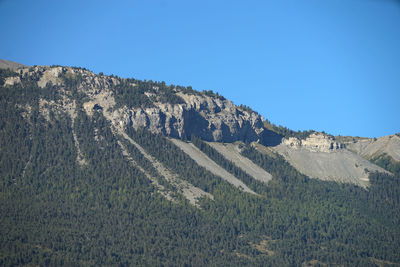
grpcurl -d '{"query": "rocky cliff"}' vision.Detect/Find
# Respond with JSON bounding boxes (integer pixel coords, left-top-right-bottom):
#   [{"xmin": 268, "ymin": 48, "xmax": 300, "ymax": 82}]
[
  {"xmin": 118, "ymin": 92, "xmax": 265, "ymax": 142},
  {"xmin": 4, "ymin": 65, "xmax": 265, "ymax": 143},
  {"xmin": 282, "ymin": 132, "xmax": 345, "ymax": 153}
]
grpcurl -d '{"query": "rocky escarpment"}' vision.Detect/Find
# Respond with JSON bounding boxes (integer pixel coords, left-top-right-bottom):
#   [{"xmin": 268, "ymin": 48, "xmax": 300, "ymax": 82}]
[
  {"xmin": 6, "ymin": 65, "xmax": 265, "ymax": 143},
  {"xmin": 3, "ymin": 64, "xmax": 393, "ymax": 189},
  {"xmin": 121, "ymin": 93, "xmax": 265, "ymax": 142},
  {"xmin": 282, "ymin": 132, "xmax": 345, "ymax": 153}
]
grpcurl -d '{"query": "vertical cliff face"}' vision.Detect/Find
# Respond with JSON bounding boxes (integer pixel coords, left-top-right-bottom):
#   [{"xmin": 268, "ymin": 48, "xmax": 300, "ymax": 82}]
[
  {"xmin": 5, "ymin": 65, "xmax": 266, "ymax": 143},
  {"xmin": 124, "ymin": 92, "xmax": 265, "ymax": 142}
]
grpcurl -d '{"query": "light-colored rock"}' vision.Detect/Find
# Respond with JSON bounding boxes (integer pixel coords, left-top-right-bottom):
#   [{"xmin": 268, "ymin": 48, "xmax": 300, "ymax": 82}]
[
  {"xmin": 282, "ymin": 132, "xmax": 344, "ymax": 153},
  {"xmin": 11, "ymin": 64, "xmax": 397, "ymax": 191},
  {"xmin": 10, "ymin": 65, "xmax": 265, "ymax": 144},
  {"xmin": 282, "ymin": 137, "xmax": 302, "ymax": 147},
  {"xmin": 125, "ymin": 93, "xmax": 266, "ymax": 143},
  {"xmin": 273, "ymin": 140, "xmax": 389, "ymax": 187},
  {"xmin": 37, "ymin": 67, "xmax": 64, "ymax": 88},
  {"xmin": 346, "ymin": 135, "xmax": 400, "ymax": 162},
  {"xmin": 114, "ymin": 127, "xmax": 213, "ymax": 206},
  {"xmin": 4, "ymin": 76, "xmax": 21, "ymax": 86}
]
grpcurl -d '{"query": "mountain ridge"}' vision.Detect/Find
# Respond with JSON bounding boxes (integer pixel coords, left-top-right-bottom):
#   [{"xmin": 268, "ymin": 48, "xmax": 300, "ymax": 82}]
[
  {"xmin": 0, "ymin": 59, "xmax": 27, "ymax": 70},
  {"xmin": 2, "ymin": 60, "xmax": 396, "ymax": 142},
  {"xmin": 1, "ymin": 61, "xmax": 395, "ymax": 188},
  {"xmin": 1, "ymin": 61, "xmax": 400, "ymax": 266}
]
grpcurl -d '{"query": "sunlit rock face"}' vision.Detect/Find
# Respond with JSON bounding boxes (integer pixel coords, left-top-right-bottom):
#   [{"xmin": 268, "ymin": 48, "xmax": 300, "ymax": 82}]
[
  {"xmin": 282, "ymin": 133, "xmax": 344, "ymax": 153},
  {"xmin": 9, "ymin": 65, "xmax": 265, "ymax": 143},
  {"xmin": 124, "ymin": 92, "xmax": 265, "ymax": 142}
]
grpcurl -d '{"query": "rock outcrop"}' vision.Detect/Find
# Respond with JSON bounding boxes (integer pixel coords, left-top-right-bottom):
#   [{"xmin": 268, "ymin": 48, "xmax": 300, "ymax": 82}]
[
  {"xmin": 5, "ymin": 65, "xmax": 265, "ymax": 143},
  {"xmin": 124, "ymin": 93, "xmax": 265, "ymax": 143},
  {"xmin": 2, "ymin": 63, "xmax": 395, "ymax": 189},
  {"xmin": 273, "ymin": 132, "xmax": 389, "ymax": 187},
  {"xmin": 282, "ymin": 132, "xmax": 344, "ymax": 153}
]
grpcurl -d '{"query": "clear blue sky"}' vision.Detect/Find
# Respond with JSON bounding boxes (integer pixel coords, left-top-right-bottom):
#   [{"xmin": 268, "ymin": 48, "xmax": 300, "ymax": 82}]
[{"xmin": 1, "ymin": 0, "xmax": 399, "ymax": 137}]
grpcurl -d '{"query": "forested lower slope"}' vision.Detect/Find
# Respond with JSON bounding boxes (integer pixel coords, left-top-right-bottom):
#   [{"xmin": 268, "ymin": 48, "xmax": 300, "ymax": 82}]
[{"xmin": 1, "ymin": 66, "xmax": 400, "ymax": 266}]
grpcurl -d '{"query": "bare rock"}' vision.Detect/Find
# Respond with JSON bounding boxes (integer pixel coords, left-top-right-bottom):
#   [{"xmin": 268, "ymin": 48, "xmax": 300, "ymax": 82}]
[
  {"xmin": 122, "ymin": 93, "xmax": 265, "ymax": 143},
  {"xmin": 282, "ymin": 132, "xmax": 344, "ymax": 153},
  {"xmin": 37, "ymin": 67, "xmax": 64, "ymax": 88},
  {"xmin": 4, "ymin": 76, "xmax": 21, "ymax": 86},
  {"xmin": 33, "ymin": 65, "xmax": 266, "ymax": 143}
]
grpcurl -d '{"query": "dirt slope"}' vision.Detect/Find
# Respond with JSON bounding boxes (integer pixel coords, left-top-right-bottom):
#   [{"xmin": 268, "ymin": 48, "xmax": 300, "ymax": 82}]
[
  {"xmin": 170, "ymin": 138, "xmax": 256, "ymax": 195},
  {"xmin": 207, "ymin": 142, "xmax": 272, "ymax": 183},
  {"xmin": 347, "ymin": 135, "xmax": 400, "ymax": 161},
  {"xmin": 273, "ymin": 144, "xmax": 389, "ymax": 187},
  {"xmin": 115, "ymin": 128, "xmax": 213, "ymax": 205}
]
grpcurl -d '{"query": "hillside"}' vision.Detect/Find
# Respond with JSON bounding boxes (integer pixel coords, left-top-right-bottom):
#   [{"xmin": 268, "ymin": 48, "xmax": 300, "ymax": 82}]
[
  {"xmin": 1, "ymin": 63, "xmax": 400, "ymax": 266},
  {"xmin": 0, "ymin": 59, "xmax": 27, "ymax": 71},
  {"xmin": 272, "ymin": 133, "xmax": 389, "ymax": 187},
  {"xmin": 346, "ymin": 134, "xmax": 400, "ymax": 161}
]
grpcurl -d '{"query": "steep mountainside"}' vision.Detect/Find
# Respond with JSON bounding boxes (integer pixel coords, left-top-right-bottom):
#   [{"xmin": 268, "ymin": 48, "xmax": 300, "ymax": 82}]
[
  {"xmin": 7, "ymin": 65, "xmax": 264, "ymax": 143},
  {"xmin": 1, "ymin": 62, "xmax": 400, "ymax": 266},
  {"xmin": 272, "ymin": 133, "xmax": 388, "ymax": 187},
  {"xmin": 346, "ymin": 134, "xmax": 400, "ymax": 162},
  {"xmin": 1, "ymin": 63, "xmax": 391, "ymax": 187}
]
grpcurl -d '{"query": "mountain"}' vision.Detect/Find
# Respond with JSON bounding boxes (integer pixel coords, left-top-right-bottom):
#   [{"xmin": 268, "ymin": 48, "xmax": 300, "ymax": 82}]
[
  {"xmin": 346, "ymin": 134, "xmax": 400, "ymax": 161},
  {"xmin": 0, "ymin": 59, "xmax": 27, "ymax": 70},
  {"xmin": 271, "ymin": 133, "xmax": 389, "ymax": 187},
  {"xmin": 1, "ymin": 62, "xmax": 400, "ymax": 266}
]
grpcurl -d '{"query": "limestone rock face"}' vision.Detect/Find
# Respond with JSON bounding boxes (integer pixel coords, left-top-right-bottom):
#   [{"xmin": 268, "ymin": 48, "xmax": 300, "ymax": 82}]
[
  {"xmin": 37, "ymin": 67, "xmax": 64, "ymax": 88},
  {"xmin": 282, "ymin": 133, "xmax": 344, "ymax": 153},
  {"xmin": 126, "ymin": 93, "xmax": 265, "ymax": 142},
  {"xmin": 4, "ymin": 76, "xmax": 21, "ymax": 86},
  {"xmin": 3, "ymin": 65, "xmax": 265, "ymax": 143}
]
